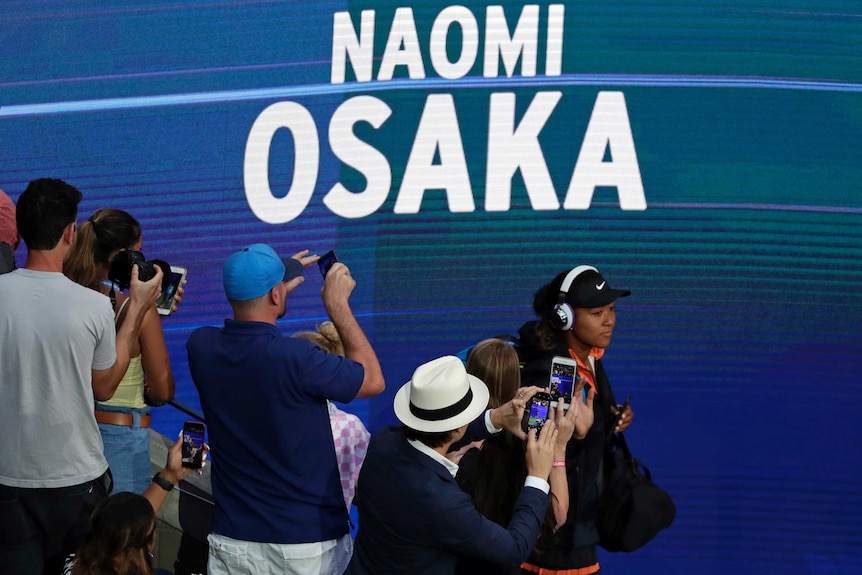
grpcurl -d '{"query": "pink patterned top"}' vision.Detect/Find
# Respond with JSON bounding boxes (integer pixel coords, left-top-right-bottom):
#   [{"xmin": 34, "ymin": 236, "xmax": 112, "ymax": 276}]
[{"xmin": 328, "ymin": 402, "xmax": 371, "ymax": 509}]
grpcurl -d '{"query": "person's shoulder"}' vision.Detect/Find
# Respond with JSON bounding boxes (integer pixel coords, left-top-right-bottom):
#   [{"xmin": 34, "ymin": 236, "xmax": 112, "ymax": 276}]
[
  {"xmin": 187, "ymin": 324, "xmax": 221, "ymax": 347},
  {"xmin": 368, "ymin": 426, "xmax": 407, "ymax": 454},
  {"xmin": 59, "ymin": 276, "xmax": 113, "ymax": 310},
  {"xmin": 189, "ymin": 324, "xmax": 219, "ymax": 338},
  {"xmin": 371, "ymin": 425, "xmax": 400, "ymax": 442}
]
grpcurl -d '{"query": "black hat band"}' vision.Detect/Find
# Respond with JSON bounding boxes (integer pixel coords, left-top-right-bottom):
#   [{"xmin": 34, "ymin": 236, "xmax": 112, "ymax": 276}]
[{"xmin": 409, "ymin": 388, "xmax": 474, "ymax": 422}]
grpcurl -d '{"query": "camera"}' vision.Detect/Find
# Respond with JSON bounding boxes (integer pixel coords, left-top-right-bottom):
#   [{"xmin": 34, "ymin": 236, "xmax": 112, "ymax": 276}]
[{"xmin": 108, "ymin": 249, "xmax": 171, "ymax": 292}]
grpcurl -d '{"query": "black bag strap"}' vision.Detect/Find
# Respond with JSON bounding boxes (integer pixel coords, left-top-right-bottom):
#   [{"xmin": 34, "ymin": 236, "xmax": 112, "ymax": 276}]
[
  {"xmin": 610, "ymin": 431, "xmax": 633, "ymax": 460},
  {"xmin": 607, "ymin": 431, "xmax": 652, "ymax": 481}
]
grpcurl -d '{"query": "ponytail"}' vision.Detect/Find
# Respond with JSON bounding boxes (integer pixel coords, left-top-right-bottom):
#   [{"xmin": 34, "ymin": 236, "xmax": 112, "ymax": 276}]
[
  {"xmin": 64, "ymin": 220, "xmax": 102, "ymax": 290},
  {"xmin": 63, "ymin": 209, "xmax": 141, "ymax": 292}
]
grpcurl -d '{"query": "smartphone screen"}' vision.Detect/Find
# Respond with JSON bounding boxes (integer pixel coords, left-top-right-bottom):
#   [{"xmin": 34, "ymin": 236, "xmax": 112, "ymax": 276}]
[
  {"xmin": 182, "ymin": 421, "xmax": 206, "ymax": 469},
  {"xmin": 156, "ymin": 266, "xmax": 186, "ymax": 316},
  {"xmin": 522, "ymin": 393, "xmax": 552, "ymax": 433},
  {"xmin": 549, "ymin": 357, "xmax": 578, "ymax": 406},
  {"xmin": 318, "ymin": 250, "xmax": 338, "ymax": 278}
]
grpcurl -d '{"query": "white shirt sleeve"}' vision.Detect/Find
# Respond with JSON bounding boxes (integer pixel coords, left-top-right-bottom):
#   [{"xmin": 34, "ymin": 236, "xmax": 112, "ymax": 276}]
[{"xmin": 524, "ymin": 476, "xmax": 551, "ymax": 494}]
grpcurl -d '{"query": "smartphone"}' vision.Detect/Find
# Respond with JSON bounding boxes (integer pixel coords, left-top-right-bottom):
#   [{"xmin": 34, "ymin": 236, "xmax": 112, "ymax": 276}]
[
  {"xmin": 156, "ymin": 265, "xmax": 187, "ymax": 316},
  {"xmin": 182, "ymin": 420, "xmax": 206, "ymax": 469},
  {"xmin": 318, "ymin": 250, "xmax": 338, "ymax": 278},
  {"xmin": 549, "ymin": 356, "xmax": 579, "ymax": 408},
  {"xmin": 521, "ymin": 392, "xmax": 552, "ymax": 434},
  {"xmin": 610, "ymin": 394, "xmax": 632, "ymax": 432}
]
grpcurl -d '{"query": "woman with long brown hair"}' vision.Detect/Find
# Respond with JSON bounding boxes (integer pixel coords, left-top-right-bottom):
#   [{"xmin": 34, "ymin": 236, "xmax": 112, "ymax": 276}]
[{"xmin": 455, "ymin": 338, "xmax": 579, "ymax": 575}]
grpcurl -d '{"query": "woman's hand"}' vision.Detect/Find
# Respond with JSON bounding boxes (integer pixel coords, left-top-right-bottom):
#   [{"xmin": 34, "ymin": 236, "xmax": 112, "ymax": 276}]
[
  {"xmin": 170, "ymin": 280, "xmax": 186, "ymax": 313},
  {"xmin": 571, "ymin": 378, "xmax": 595, "ymax": 440},
  {"xmin": 611, "ymin": 403, "xmax": 634, "ymax": 433},
  {"xmin": 552, "ymin": 398, "xmax": 578, "ymax": 450}
]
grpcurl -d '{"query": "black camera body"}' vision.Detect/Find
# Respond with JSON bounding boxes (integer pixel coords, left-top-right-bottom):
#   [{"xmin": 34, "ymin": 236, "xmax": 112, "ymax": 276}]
[{"xmin": 108, "ymin": 250, "xmax": 170, "ymax": 292}]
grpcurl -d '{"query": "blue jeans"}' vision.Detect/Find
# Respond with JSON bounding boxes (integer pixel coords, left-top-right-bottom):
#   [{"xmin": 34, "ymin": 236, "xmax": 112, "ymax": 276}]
[{"xmin": 97, "ymin": 405, "xmax": 151, "ymax": 494}]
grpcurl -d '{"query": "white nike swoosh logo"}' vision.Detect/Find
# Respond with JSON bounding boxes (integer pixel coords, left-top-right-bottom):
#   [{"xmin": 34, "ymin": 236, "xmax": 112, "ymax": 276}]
[{"xmin": 596, "ymin": 282, "xmax": 606, "ymax": 290}]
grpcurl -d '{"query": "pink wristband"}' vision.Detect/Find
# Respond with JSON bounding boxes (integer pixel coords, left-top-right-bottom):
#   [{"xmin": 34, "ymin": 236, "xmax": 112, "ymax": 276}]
[{"xmin": 552, "ymin": 460, "xmax": 566, "ymax": 468}]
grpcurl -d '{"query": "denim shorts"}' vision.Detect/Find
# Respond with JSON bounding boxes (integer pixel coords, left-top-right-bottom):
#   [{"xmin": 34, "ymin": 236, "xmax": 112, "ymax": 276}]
[{"xmin": 97, "ymin": 405, "xmax": 151, "ymax": 494}]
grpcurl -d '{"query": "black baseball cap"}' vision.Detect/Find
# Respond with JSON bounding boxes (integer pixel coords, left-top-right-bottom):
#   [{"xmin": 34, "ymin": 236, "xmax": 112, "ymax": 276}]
[{"xmin": 564, "ymin": 269, "xmax": 631, "ymax": 309}]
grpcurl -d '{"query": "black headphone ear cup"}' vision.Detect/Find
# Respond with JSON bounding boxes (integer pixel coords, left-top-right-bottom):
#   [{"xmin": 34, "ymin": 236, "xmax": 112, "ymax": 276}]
[{"xmin": 550, "ymin": 302, "xmax": 574, "ymax": 331}]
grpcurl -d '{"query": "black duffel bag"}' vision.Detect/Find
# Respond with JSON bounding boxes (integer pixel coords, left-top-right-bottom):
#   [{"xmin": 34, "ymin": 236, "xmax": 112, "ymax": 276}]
[{"xmin": 597, "ymin": 431, "xmax": 675, "ymax": 552}]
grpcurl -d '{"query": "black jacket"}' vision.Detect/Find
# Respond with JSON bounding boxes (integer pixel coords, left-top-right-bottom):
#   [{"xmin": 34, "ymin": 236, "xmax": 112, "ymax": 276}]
[{"xmin": 516, "ymin": 320, "xmax": 618, "ymax": 568}]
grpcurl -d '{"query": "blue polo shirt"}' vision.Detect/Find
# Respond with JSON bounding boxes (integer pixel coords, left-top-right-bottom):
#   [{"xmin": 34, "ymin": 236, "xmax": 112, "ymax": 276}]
[{"xmin": 187, "ymin": 320, "xmax": 365, "ymax": 544}]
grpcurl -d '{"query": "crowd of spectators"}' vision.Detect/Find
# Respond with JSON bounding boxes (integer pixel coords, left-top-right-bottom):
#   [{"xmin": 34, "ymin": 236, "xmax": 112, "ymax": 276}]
[{"xmin": 0, "ymin": 178, "xmax": 635, "ymax": 575}]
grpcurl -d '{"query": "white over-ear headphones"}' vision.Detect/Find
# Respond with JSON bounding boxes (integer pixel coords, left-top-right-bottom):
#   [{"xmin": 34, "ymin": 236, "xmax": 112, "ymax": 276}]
[{"xmin": 549, "ymin": 265, "xmax": 598, "ymax": 331}]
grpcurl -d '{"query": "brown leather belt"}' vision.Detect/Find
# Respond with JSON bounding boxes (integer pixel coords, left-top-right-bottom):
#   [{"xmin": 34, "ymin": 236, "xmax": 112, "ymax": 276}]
[{"xmin": 94, "ymin": 410, "xmax": 151, "ymax": 428}]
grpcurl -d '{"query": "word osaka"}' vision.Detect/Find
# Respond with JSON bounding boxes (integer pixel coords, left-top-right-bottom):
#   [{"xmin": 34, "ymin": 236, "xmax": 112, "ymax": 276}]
[{"xmin": 243, "ymin": 6, "xmax": 646, "ymax": 224}]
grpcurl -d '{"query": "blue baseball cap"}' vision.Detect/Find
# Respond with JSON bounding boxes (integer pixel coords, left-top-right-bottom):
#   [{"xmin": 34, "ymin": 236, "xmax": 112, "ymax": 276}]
[{"xmin": 223, "ymin": 243, "xmax": 304, "ymax": 301}]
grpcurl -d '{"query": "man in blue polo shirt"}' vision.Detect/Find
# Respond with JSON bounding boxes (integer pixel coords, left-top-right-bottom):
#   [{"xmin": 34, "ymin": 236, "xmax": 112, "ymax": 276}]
[{"xmin": 187, "ymin": 244, "xmax": 385, "ymax": 575}]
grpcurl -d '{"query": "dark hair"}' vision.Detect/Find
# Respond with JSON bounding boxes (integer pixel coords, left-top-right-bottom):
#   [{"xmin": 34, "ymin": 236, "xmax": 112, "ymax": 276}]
[
  {"xmin": 401, "ymin": 424, "xmax": 456, "ymax": 449},
  {"xmin": 72, "ymin": 492, "xmax": 155, "ymax": 575},
  {"xmin": 64, "ymin": 209, "xmax": 141, "ymax": 291},
  {"xmin": 469, "ymin": 433, "xmax": 559, "ymax": 540},
  {"xmin": 532, "ymin": 270, "xmax": 570, "ymax": 350},
  {"xmin": 16, "ymin": 178, "xmax": 81, "ymax": 250}
]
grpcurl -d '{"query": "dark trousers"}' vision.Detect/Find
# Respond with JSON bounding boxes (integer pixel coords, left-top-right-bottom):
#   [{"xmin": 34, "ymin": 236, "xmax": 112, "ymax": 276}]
[{"xmin": 0, "ymin": 470, "xmax": 112, "ymax": 575}]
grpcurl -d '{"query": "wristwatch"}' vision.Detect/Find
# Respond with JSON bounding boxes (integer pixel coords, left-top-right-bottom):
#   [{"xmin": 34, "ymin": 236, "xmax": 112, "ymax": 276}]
[{"xmin": 151, "ymin": 471, "xmax": 175, "ymax": 492}]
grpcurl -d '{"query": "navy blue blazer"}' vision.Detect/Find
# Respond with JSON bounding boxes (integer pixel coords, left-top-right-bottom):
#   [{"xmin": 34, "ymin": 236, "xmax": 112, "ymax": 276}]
[{"xmin": 347, "ymin": 426, "xmax": 549, "ymax": 575}]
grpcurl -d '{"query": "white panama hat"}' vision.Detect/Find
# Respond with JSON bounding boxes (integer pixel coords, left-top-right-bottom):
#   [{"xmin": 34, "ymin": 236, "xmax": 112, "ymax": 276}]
[{"xmin": 394, "ymin": 356, "xmax": 490, "ymax": 433}]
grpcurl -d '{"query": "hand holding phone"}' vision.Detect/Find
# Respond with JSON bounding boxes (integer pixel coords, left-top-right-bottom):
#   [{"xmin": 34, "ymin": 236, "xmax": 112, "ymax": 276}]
[
  {"xmin": 521, "ymin": 392, "xmax": 552, "ymax": 434},
  {"xmin": 182, "ymin": 421, "xmax": 206, "ymax": 469},
  {"xmin": 609, "ymin": 394, "xmax": 632, "ymax": 435},
  {"xmin": 318, "ymin": 250, "xmax": 338, "ymax": 278},
  {"xmin": 156, "ymin": 266, "xmax": 187, "ymax": 316}
]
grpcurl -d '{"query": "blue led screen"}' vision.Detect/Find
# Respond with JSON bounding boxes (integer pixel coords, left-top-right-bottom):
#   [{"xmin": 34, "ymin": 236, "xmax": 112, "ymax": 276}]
[{"xmin": 2, "ymin": 2, "xmax": 861, "ymax": 572}]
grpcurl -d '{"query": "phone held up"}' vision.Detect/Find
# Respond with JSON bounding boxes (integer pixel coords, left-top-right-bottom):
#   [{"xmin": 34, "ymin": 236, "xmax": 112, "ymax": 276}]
[
  {"xmin": 156, "ymin": 265, "xmax": 187, "ymax": 316},
  {"xmin": 610, "ymin": 394, "xmax": 632, "ymax": 433},
  {"xmin": 318, "ymin": 250, "xmax": 338, "ymax": 278},
  {"xmin": 549, "ymin": 355, "xmax": 579, "ymax": 409},
  {"xmin": 521, "ymin": 392, "xmax": 552, "ymax": 434},
  {"xmin": 182, "ymin": 420, "xmax": 206, "ymax": 469}
]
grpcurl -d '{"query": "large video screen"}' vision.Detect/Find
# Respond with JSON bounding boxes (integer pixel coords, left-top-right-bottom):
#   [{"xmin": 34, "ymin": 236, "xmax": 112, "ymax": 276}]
[{"xmin": 2, "ymin": 2, "xmax": 861, "ymax": 572}]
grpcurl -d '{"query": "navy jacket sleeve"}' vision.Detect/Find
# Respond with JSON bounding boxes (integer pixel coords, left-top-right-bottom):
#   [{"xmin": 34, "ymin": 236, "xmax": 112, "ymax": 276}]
[{"xmin": 432, "ymin": 480, "xmax": 549, "ymax": 566}]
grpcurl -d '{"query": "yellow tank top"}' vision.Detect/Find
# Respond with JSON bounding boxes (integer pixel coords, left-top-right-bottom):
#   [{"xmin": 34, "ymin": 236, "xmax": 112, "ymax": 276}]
[
  {"xmin": 100, "ymin": 355, "xmax": 146, "ymax": 408},
  {"xmin": 98, "ymin": 297, "xmax": 146, "ymax": 408}
]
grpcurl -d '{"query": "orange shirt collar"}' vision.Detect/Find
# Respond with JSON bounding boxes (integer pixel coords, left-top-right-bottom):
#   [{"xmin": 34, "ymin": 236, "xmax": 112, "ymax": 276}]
[{"xmin": 567, "ymin": 347, "xmax": 604, "ymax": 393}]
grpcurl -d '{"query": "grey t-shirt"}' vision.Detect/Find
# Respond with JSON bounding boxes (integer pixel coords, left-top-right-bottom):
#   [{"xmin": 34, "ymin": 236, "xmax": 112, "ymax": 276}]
[{"xmin": 0, "ymin": 269, "xmax": 116, "ymax": 488}]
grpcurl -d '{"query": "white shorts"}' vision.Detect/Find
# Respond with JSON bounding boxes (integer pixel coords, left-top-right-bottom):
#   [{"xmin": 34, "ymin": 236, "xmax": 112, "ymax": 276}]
[{"xmin": 207, "ymin": 532, "xmax": 353, "ymax": 575}]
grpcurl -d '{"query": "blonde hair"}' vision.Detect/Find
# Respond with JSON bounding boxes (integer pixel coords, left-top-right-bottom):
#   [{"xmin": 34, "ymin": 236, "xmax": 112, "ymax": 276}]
[
  {"xmin": 293, "ymin": 321, "xmax": 345, "ymax": 356},
  {"xmin": 466, "ymin": 339, "xmax": 521, "ymax": 409}
]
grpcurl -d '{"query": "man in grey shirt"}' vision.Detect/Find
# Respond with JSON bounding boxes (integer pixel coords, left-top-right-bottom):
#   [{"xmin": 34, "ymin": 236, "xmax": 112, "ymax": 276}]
[{"xmin": 0, "ymin": 178, "xmax": 162, "ymax": 575}]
